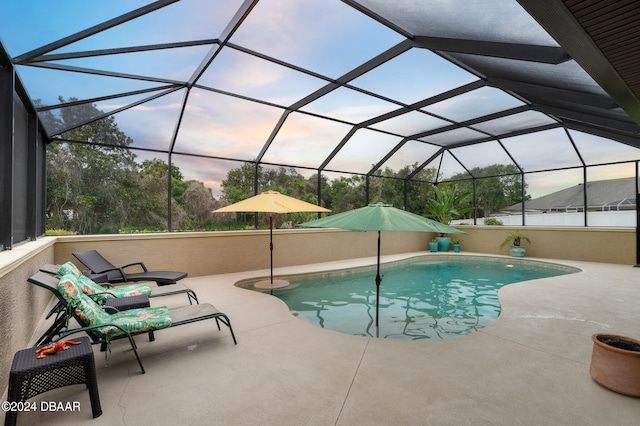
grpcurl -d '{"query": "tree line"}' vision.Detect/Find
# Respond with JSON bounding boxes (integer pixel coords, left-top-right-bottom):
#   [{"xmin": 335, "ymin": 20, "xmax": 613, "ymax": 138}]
[{"xmin": 44, "ymin": 99, "xmax": 527, "ymax": 234}]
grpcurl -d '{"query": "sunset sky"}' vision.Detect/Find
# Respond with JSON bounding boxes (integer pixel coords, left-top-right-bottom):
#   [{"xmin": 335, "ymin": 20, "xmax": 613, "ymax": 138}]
[{"xmin": 2, "ymin": 0, "xmax": 639, "ymax": 198}]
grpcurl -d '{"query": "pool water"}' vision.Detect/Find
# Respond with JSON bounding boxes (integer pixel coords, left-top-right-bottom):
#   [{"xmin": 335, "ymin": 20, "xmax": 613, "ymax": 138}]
[{"xmin": 264, "ymin": 258, "xmax": 578, "ymax": 340}]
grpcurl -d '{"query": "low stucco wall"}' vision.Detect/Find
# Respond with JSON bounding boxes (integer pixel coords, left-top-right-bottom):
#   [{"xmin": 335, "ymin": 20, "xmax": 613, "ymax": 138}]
[
  {"xmin": 51, "ymin": 228, "xmax": 431, "ymax": 277},
  {"xmin": 455, "ymin": 225, "xmax": 636, "ymax": 265},
  {"xmin": 0, "ymin": 226, "xmax": 636, "ymax": 395},
  {"xmin": 51, "ymin": 226, "xmax": 638, "ymax": 273},
  {"xmin": 0, "ymin": 238, "xmax": 56, "ymax": 397}
]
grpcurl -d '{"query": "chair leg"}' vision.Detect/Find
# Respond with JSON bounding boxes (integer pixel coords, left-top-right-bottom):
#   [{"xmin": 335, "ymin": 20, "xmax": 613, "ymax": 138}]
[
  {"xmin": 216, "ymin": 314, "xmax": 237, "ymax": 345},
  {"xmin": 57, "ymin": 325, "xmax": 145, "ymax": 373},
  {"xmin": 123, "ymin": 333, "xmax": 145, "ymax": 374},
  {"xmin": 34, "ymin": 311, "xmax": 67, "ymax": 346},
  {"xmin": 45, "ymin": 301, "xmax": 64, "ymax": 319}
]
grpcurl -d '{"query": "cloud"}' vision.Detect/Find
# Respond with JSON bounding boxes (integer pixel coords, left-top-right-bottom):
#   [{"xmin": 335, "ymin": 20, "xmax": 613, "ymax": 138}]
[
  {"xmin": 261, "ymin": 112, "xmax": 353, "ymax": 168},
  {"xmin": 197, "ymin": 46, "xmax": 327, "ymax": 106},
  {"xmin": 174, "ymin": 89, "xmax": 286, "ymax": 159}
]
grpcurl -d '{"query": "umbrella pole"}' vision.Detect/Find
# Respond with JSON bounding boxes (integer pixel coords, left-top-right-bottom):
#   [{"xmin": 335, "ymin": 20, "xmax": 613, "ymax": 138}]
[
  {"xmin": 269, "ymin": 214, "xmax": 274, "ymax": 294},
  {"xmin": 375, "ymin": 230, "xmax": 381, "ymax": 327},
  {"xmin": 252, "ymin": 212, "xmax": 290, "ymax": 293}
]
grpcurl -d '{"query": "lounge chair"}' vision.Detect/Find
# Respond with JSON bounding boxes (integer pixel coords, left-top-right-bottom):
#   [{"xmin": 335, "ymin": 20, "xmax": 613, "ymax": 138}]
[
  {"xmin": 30, "ymin": 272, "xmax": 237, "ymax": 374},
  {"xmin": 41, "ymin": 263, "xmax": 198, "ymax": 305},
  {"xmin": 73, "ymin": 249, "xmax": 188, "ymax": 286},
  {"xmin": 35, "ymin": 262, "xmax": 196, "ymax": 347},
  {"xmin": 29, "ymin": 270, "xmax": 148, "ymax": 346},
  {"xmin": 28, "ymin": 270, "xmax": 159, "ymax": 345}
]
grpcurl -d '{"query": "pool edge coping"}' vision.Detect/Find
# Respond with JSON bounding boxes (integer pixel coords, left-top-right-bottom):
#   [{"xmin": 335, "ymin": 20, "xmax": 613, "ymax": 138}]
[{"xmin": 234, "ymin": 253, "xmax": 582, "ymax": 290}]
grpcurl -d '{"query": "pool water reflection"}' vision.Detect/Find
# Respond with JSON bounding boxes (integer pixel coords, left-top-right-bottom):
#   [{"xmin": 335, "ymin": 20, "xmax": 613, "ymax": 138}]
[{"xmin": 260, "ymin": 257, "xmax": 578, "ymax": 340}]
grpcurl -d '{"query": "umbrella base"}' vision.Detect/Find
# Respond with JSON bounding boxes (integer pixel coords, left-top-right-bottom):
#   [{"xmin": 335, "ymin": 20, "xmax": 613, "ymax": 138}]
[{"xmin": 254, "ymin": 279, "xmax": 290, "ymax": 290}]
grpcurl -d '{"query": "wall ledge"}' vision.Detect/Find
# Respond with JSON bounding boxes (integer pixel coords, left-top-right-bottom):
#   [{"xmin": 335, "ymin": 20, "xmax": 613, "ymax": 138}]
[{"xmin": 0, "ymin": 237, "xmax": 57, "ymax": 278}]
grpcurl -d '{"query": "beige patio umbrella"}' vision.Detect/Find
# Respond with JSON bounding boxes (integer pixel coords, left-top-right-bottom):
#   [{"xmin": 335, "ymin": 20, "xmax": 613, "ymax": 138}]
[{"xmin": 213, "ymin": 191, "xmax": 330, "ymax": 291}]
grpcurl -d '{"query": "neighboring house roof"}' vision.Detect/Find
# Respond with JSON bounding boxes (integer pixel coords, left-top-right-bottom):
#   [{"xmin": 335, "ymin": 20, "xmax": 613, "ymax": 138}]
[{"xmin": 501, "ymin": 177, "xmax": 637, "ymax": 213}]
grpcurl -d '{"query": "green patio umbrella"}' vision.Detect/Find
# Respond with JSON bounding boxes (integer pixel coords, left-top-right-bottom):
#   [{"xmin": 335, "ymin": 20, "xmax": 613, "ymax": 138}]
[{"xmin": 298, "ymin": 203, "xmax": 466, "ymax": 326}]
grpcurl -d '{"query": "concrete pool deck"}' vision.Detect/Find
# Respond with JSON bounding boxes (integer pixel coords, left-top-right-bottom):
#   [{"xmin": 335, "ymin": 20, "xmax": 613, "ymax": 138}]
[{"xmin": 4, "ymin": 252, "xmax": 640, "ymax": 425}]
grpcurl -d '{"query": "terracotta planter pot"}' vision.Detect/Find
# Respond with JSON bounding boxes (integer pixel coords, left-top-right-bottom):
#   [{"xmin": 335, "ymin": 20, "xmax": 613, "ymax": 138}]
[{"xmin": 590, "ymin": 334, "xmax": 640, "ymax": 397}]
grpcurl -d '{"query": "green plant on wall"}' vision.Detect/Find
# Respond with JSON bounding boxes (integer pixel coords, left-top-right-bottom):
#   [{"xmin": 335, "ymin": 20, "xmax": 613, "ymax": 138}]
[
  {"xmin": 499, "ymin": 230, "xmax": 530, "ymax": 249},
  {"xmin": 425, "ymin": 184, "xmax": 474, "ymax": 226}
]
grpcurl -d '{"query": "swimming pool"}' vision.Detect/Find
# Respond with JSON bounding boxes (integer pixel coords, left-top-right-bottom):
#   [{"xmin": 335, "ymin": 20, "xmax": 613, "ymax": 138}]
[{"xmin": 243, "ymin": 255, "xmax": 580, "ymax": 340}]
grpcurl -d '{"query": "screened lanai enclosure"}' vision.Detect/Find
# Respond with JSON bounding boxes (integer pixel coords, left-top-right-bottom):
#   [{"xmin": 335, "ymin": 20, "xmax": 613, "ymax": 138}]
[{"xmin": 2, "ymin": 0, "xmax": 640, "ymax": 249}]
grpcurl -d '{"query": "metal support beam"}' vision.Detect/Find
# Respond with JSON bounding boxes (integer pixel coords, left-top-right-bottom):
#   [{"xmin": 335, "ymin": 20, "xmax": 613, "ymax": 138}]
[
  {"xmin": 51, "ymin": 86, "xmax": 183, "ymax": 138},
  {"xmin": 317, "ymin": 169, "xmax": 323, "ymax": 218},
  {"xmin": 26, "ymin": 113, "xmax": 38, "ymax": 240},
  {"xmin": 14, "ymin": 0, "xmax": 180, "ymax": 63},
  {"xmin": 167, "ymin": 153, "xmax": 173, "ymax": 231},
  {"xmin": 533, "ymin": 102, "xmax": 640, "ymax": 140},
  {"xmin": 188, "ymin": 0, "xmax": 258, "ymax": 87},
  {"xmin": 0, "ymin": 56, "xmax": 13, "ymax": 249},
  {"xmin": 253, "ymin": 162, "xmax": 259, "ymax": 229},
  {"xmin": 29, "ymin": 39, "xmax": 219, "ymax": 63},
  {"xmin": 516, "ymin": 0, "xmax": 640, "ymax": 123},
  {"xmin": 256, "ymin": 111, "xmax": 291, "ymax": 164},
  {"xmin": 472, "ymin": 178, "xmax": 477, "ymax": 225},
  {"xmin": 562, "ymin": 120, "xmax": 640, "ymax": 151},
  {"xmin": 37, "ymin": 128, "xmax": 46, "ymax": 238},
  {"xmin": 583, "ymin": 167, "xmax": 588, "ymax": 227},
  {"xmin": 521, "ymin": 172, "xmax": 526, "ymax": 226},
  {"xmin": 365, "ymin": 176, "xmax": 370, "ymax": 205},
  {"xmin": 25, "ymin": 62, "xmax": 184, "ymax": 86},
  {"xmin": 403, "ymin": 180, "xmax": 408, "ymax": 211},
  {"xmin": 414, "ymin": 36, "xmax": 570, "ymax": 64},
  {"xmin": 636, "ymin": 162, "xmax": 640, "ymax": 267},
  {"xmin": 487, "ymin": 77, "xmax": 617, "ymax": 110}
]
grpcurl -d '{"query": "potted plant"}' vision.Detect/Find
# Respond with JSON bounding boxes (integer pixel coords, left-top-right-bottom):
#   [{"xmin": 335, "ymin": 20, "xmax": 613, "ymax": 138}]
[
  {"xmin": 590, "ymin": 334, "xmax": 640, "ymax": 397},
  {"xmin": 425, "ymin": 184, "xmax": 472, "ymax": 251},
  {"xmin": 428, "ymin": 238, "xmax": 439, "ymax": 252},
  {"xmin": 452, "ymin": 239, "xmax": 462, "ymax": 253},
  {"xmin": 499, "ymin": 230, "xmax": 530, "ymax": 257}
]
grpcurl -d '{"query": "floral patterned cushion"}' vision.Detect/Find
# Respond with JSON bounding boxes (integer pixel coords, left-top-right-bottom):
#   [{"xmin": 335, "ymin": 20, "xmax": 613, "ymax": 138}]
[
  {"xmin": 57, "ymin": 261, "xmax": 84, "ymax": 278},
  {"xmin": 58, "ymin": 274, "xmax": 111, "ymax": 325},
  {"xmin": 76, "ymin": 274, "xmax": 152, "ymax": 302},
  {"xmin": 108, "ymin": 284, "xmax": 152, "ymax": 298},
  {"xmin": 58, "ymin": 261, "xmax": 152, "ymax": 302},
  {"xmin": 97, "ymin": 307, "xmax": 172, "ymax": 337},
  {"xmin": 57, "ymin": 274, "xmax": 171, "ymax": 338}
]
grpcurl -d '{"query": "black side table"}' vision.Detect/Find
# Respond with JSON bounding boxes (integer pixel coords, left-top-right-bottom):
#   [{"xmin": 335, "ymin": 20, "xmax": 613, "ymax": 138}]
[{"xmin": 4, "ymin": 336, "xmax": 101, "ymax": 426}]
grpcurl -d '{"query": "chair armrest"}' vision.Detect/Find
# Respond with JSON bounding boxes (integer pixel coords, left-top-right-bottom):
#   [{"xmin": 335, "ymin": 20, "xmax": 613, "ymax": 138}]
[
  {"xmin": 58, "ymin": 323, "xmax": 128, "ymax": 339},
  {"xmin": 89, "ymin": 265, "xmax": 127, "ymax": 281},
  {"xmin": 120, "ymin": 261, "xmax": 149, "ymax": 272},
  {"xmin": 87, "ymin": 291, "xmax": 117, "ymax": 300}
]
